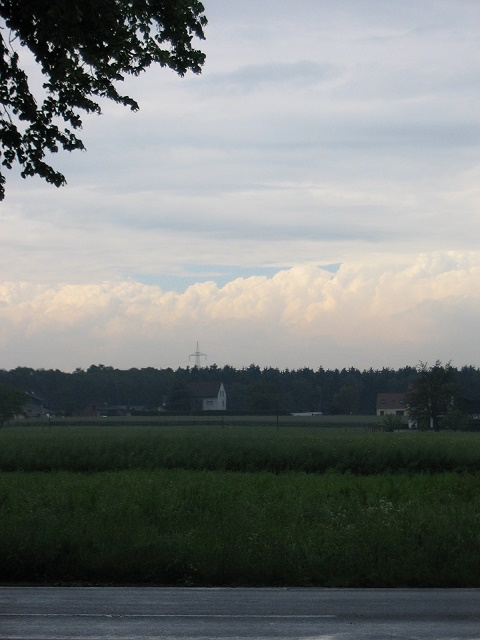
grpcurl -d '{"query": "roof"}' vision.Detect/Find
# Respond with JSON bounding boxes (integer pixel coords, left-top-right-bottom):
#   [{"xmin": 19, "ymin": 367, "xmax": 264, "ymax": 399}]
[
  {"xmin": 376, "ymin": 392, "xmax": 406, "ymax": 410},
  {"xmin": 25, "ymin": 391, "xmax": 49, "ymax": 405},
  {"xmin": 188, "ymin": 382, "xmax": 223, "ymax": 399}
]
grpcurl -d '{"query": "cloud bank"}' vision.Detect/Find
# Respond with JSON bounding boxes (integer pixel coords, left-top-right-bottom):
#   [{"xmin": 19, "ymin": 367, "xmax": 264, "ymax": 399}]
[{"xmin": 1, "ymin": 252, "xmax": 478, "ymax": 371}]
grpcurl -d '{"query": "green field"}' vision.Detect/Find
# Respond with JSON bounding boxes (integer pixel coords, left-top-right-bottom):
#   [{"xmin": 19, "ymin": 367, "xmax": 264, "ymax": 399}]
[
  {"xmin": 2, "ymin": 423, "xmax": 480, "ymax": 474},
  {"xmin": 1, "ymin": 423, "xmax": 480, "ymax": 586}
]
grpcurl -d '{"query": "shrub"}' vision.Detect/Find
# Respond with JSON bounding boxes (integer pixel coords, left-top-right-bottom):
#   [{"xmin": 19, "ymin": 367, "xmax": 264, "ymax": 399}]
[
  {"xmin": 440, "ymin": 408, "xmax": 469, "ymax": 431},
  {"xmin": 381, "ymin": 414, "xmax": 406, "ymax": 432}
]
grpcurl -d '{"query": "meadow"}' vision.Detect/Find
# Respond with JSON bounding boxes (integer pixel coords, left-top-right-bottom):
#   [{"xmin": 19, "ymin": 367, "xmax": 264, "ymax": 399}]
[
  {"xmin": 1, "ymin": 423, "xmax": 480, "ymax": 586},
  {"xmin": 2, "ymin": 423, "xmax": 480, "ymax": 474}
]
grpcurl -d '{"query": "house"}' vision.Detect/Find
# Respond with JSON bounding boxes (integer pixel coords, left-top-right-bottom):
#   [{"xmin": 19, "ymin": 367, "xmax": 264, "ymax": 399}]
[
  {"xmin": 79, "ymin": 401, "xmax": 146, "ymax": 417},
  {"xmin": 24, "ymin": 391, "xmax": 51, "ymax": 418},
  {"xmin": 376, "ymin": 392, "xmax": 407, "ymax": 417},
  {"xmin": 79, "ymin": 400, "xmax": 109, "ymax": 417},
  {"xmin": 188, "ymin": 382, "xmax": 227, "ymax": 411}
]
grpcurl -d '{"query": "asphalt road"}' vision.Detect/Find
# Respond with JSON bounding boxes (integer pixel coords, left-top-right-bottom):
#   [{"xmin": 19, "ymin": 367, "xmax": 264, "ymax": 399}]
[{"xmin": 1, "ymin": 587, "xmax": 480, "ymax": 640}]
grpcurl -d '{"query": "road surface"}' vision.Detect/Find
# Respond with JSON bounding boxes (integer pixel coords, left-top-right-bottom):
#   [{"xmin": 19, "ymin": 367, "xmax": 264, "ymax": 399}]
[{"xmin": 1, "ymin": 587, "xmax": 479, "ymax": 639}]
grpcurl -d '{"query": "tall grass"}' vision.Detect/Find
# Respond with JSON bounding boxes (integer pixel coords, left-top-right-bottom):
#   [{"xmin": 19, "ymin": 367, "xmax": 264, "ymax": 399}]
[
  {"xmin": 1, "ymin": 469, "xmax": 479, "ymax": 586},
  {"xmin": 1, "ymin": 425, "xmax": 480, "ymax": 474},
  {"xmin": 2, "ymin": 425, "xmax": 480, "ymax": 586}
]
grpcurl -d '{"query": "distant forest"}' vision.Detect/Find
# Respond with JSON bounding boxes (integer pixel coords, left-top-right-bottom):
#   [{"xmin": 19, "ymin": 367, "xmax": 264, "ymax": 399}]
[{"xmin": 2, "ymin": 363, "xmax": 480, "ymax": 416}]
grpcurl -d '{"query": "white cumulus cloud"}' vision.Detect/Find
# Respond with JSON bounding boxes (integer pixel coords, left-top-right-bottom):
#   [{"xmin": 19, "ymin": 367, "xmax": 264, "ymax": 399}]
[{"xmin": 1, "ymin": 252, "xmax": 479, "ymax": 371}]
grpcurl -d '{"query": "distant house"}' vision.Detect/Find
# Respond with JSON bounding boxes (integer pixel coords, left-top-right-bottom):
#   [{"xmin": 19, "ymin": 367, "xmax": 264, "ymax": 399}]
[
  {"xmin": 79, "ymin": 401, "xmax": 145, "ymax": 417},
  {"xmin": 79, "ymin": 400, "xmax": 109, "ymax": 417},
  {"xmin": 376, "ymin": 392, "xmax": 407, "ymax": 416},
  {"xmin": 24, "ymin": 391, "xmax": 51, "ymax": 418},
  {"xmin": 188, "ymin": 382, "xmax": 227, "ymax": 411}
]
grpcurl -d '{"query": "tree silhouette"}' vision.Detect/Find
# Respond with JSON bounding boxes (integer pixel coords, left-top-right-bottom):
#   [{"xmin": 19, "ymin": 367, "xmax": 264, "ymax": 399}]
[{"xmin": 0, "ymin": 0, "xmax": 207, "ymax": 199}]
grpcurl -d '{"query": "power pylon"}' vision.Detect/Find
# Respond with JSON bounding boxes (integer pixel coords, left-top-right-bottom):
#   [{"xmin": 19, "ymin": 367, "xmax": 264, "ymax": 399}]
[{"xmin": 189, "ymin": 342, "xmax": 207, "ymax": 368}]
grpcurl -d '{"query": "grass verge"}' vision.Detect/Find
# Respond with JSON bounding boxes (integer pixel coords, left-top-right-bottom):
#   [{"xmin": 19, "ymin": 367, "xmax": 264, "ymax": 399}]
[{"xmin": 1, "ymin": 469, "xmax": 480, "ymax": 586}]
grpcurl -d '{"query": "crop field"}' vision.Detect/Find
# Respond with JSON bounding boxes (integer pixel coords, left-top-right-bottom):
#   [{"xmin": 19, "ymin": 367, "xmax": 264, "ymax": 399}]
[{"xmin": 1, "ymin": 423, "xmax": 480, "ymax": 586}]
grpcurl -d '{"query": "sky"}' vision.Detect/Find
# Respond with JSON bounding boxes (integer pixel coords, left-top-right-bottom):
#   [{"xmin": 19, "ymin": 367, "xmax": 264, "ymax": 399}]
[{"xmin": 1, "ymin": 0, "xmax": 480, "ymax": 372}]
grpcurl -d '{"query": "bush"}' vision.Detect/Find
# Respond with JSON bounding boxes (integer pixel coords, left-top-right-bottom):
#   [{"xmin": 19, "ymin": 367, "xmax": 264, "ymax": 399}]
[
  {"xmin": 381, "ymin": 414, "xmax": 406, "ymax": 432},
  {"xmin": 440, "ymin": 408, "xmax": 469, "ymax": 431}
]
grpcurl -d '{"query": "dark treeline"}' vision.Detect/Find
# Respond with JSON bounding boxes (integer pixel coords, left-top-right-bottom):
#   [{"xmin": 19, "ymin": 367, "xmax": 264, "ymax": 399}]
[{"xmin": 1, "ymin": 363, "xmax": 480, "ymax": 416}]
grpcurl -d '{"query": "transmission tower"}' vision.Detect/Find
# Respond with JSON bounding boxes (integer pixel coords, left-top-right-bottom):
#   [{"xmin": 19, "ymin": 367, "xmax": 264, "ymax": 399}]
[{"xmin": 189, "ymin": 342, "xmax": 207, "ymax": 368}]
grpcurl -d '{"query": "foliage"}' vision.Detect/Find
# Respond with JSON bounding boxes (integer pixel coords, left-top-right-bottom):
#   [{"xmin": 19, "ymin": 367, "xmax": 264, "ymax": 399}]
[
  {"xmin": 2, "ymin": 426, "xmax": 480, "ymax": 586},
  {"xmin": 407, "ymin": 361, "xmax": 457, "ymax": 430},
  {"xmin": 246, "ymin": 382, "xmax": 282, "ymax": 413},
  {"xmin": 2, "ymin": 469, "xmax": 480, "ymax": 586},
  {"xmin": 0, "ymin": 363, "xmax": 422, "ymax": 416},
  {"xmin": 381, "ymin": 414, "xmax": 405, "ymax": 432},
  {"xmin": 0, "ymin": 384, "xmax": 25, "ymax": 426},
  {"xmin": 2, "ymin": 425, "xmax": 480, "ymax": 474},
  {"xmin": 331, "ymin": 382, "xmax": 361, "ymax": 414},
  {"xmin": 440, "ymin": 407, "xmax": 470, "ymax": 432},
  {"xmin": 164, "ymin": 381, "xmax": 190, "ymax": 412},
  {"xmin": 1, "ymin": 361, "xmax": 480, "ymax": 418},
  {"xmin": 0, "ymin": 0, "xmax": 207, "ymax": 199}
]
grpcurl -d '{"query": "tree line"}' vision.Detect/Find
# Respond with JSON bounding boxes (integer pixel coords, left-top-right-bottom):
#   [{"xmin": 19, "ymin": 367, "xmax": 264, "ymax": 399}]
[{"xmin": 1, "ymin": 362, "xmax": 480, "ymax": 417}]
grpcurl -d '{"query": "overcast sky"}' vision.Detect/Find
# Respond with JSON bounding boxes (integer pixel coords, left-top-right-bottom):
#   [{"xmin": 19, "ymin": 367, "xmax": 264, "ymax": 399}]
[{"xmin": 1, "ymin": 0, "xmax": 480, "ymax": 372}]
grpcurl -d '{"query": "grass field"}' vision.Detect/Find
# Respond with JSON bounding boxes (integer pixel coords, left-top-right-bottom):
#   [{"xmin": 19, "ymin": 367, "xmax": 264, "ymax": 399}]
[
  {"xmin": 1, "ymin": 423, "xmax": 480, "ymax": 586},
  {"xmin": 2, "ymin": 423, "xmax": 480, "ymax": 474}
]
